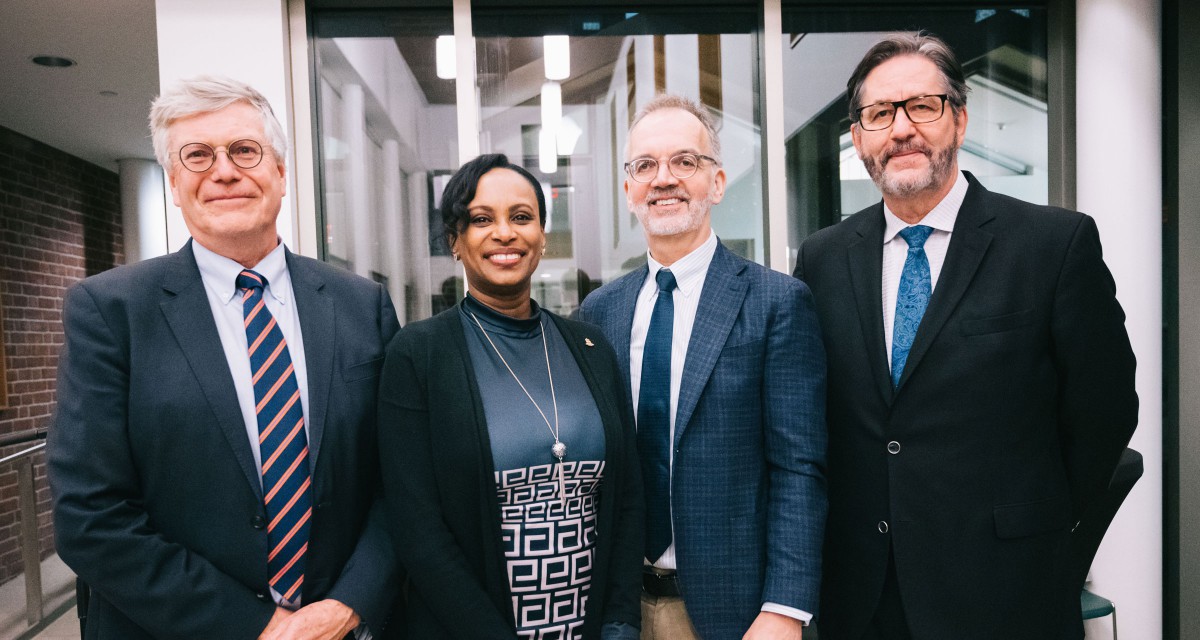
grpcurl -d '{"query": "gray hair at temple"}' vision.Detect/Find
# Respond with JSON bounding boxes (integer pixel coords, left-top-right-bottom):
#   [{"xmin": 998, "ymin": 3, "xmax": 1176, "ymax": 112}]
[
  {"xmin": 149, "ymin": 75, "xmax": 289, "ymax": 172},
  {"xmin": 846, "ymin": 32, "xmax": 970, "ymax": 122},
  {"xmin": 627, "ymin": 94, "xmax": 722, "ymax": 165}
]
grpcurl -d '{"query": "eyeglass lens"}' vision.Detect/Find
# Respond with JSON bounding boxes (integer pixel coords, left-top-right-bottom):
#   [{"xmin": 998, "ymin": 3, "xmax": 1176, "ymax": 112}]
[
  {"xmin": 179, "ymin": 140, "xmax": 264, "ymax": 172},
  {"xmin": 858, "ymin": 95, "xmax": 945, "ymax": 131}
]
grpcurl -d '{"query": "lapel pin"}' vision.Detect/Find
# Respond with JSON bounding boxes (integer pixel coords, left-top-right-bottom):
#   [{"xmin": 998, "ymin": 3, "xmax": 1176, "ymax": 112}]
[{"xmin": 585, "ymin": 338, "xmax": 595, "ymax": 347}]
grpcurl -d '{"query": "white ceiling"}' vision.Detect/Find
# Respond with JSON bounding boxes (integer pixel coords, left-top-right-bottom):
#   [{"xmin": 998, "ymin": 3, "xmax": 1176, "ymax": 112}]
[{"xmin": 0, "ymin": 0, "xmax": 160, "ymax": 172}]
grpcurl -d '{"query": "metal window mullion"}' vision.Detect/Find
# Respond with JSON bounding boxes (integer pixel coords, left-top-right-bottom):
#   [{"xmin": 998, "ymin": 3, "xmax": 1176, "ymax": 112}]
[{"xmin": 760, "ymin": 0, "xmax": 790, "ymax": 274}]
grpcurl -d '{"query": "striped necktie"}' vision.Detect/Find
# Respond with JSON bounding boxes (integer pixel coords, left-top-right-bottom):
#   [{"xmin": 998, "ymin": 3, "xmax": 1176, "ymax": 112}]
[{"xmin": 237, "ymin": 269, "xmax": 312, "ymax": 603}]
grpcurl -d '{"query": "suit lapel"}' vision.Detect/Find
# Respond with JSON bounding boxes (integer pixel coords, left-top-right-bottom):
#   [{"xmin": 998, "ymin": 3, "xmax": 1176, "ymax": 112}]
[
  {"xmin": 159, "ymin": 242, "xmax": 264, "ymax": 500},
  {"xmin": 896, "ymin": 176, "xmax": 995, "ymax": 390},
  {"xmin": 287, "ymin": 251, "xmax": 334, "ymax": 469},
  {"xmin": 674, "ymin": 243, "xmax": 748, "ymax": 447},
  {"xmin": 846, "ymin": 207, "xmax": 894, "ymax": 404}
]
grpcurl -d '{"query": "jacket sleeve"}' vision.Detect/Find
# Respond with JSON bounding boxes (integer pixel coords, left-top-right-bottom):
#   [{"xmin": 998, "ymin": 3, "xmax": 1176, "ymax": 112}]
[
  {"xmin": 760, "ymin": 279, "xmax": 829, "ymax": 614},
  {"xmin": 48, "ymin": 282, "xmax": 276, "ymax": 640},
  {"xmin": 1050, "ymin": 215, "xmax": 1139, "ymax": 520},
  {"xmin": 377, "ymin": 329, "xmax": 517, "ymax": 639},
  {"xmin": 325, "ymin": 284, "xmax": 403, "ymax": 635}
]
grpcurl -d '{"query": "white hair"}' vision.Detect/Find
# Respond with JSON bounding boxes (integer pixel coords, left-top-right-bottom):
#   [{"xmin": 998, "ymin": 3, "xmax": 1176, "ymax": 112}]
[{"xmin": 149, "ymin": 75, "xmax": 288, "ymax": 172}]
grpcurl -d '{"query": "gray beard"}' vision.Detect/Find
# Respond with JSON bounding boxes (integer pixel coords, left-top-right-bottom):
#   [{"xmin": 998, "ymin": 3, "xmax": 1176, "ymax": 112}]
[
  {"xmin": 631, "ymin": 191, "xmax": 714, "ymax": 237},
  {"xmin": 864, "ymin": 143, "xmax": 958, "ymax": 198}
]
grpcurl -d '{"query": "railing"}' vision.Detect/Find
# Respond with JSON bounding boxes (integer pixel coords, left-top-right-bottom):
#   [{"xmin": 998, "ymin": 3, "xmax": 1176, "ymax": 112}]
[{"xmin": 0, "ymin": 428, "xmax": 49, "ymax": 628}]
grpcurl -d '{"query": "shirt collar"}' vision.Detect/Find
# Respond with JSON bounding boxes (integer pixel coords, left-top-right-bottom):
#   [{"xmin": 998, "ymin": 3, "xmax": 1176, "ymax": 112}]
[
  {"xmin": 193, "ymin": 239, "xmax": 291, "ymax": 306},
  {"xmin": 882, "ymin": 170, "xmax": 968, "ymax": 243},
  {"xmin": 645, "ymin": 229, "xmax": 718, "ymax": 298}
]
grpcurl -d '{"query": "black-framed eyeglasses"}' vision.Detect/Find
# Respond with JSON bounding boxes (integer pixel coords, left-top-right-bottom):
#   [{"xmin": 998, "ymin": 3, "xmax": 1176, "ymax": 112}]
[
  {"xmin": 854, "ymin": 94, "xmax": 949, "ymax": 131},
  {"xmin": 624, "ymin": 153, "xmax": 718, "ymax": 183},
  {"xmin": 177, "ymin": 139, "xmax": 265, "ymax": 173}
]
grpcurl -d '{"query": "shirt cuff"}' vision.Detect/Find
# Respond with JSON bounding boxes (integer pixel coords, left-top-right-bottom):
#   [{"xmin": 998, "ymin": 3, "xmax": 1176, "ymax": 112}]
[
  {"xmin": 761, "ymin": 602, "xmax": 813, "ymax": 625},
  {"xmin": 353, "ymin": 623, "xmax": 372, "ymax": 640}
]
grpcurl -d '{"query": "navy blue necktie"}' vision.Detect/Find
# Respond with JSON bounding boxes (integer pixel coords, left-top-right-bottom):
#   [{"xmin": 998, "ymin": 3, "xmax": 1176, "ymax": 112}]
[
  {"xmin": 639, "ymin": 269, "xmax": 677, "ymax": 562},
  {"xmin": 237, "ymin": 270, "xmax": 312, "ymax": 602},
  {"xmin": 891, "ymin": 225, "xmax": 934, "ymax": 388}
]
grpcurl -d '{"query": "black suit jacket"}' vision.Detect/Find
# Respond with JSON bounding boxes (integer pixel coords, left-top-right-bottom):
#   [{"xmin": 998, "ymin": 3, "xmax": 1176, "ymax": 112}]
[
  {"xmin": 49, "ymin": 241, "xmax": 401, "ymax": 639},
  {"xmin": 795, "ymin": 173, "xmax": 1137, "ymax": 639},
  {"xmin": 377, "ymin": 304, "xmax": 643, "ymax": 639}
]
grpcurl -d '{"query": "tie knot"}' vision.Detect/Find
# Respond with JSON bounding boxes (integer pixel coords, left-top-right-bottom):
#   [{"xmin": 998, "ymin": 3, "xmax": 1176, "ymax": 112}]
[
  {"xmin": 237, "ymin": 269, "xmax": 268, "ymax": 292},
  {"xmin": 655, "ymin": 269, "xmax": 677, "ymax": 293},
  {"xmin": 898, "ymin": 225, "xmax": 934, "ymax": 249}
]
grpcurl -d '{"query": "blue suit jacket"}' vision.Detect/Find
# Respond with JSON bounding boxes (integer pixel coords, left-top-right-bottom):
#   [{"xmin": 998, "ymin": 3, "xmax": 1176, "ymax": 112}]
[
  {"xmin": 49, "ymin": 241, "xmax": 402, "ymax": 639},
  {"xmin": 579, "ymin": 241, "xmax": 828, "ymax": 639}
]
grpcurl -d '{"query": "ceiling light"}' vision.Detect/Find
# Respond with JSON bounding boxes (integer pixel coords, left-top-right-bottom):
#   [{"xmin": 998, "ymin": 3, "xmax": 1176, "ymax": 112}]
[
  {"xmin": 543, "ymin": 36, "xmax": 570, "ymax": 80},
  {"xmin": 436, "ymin": 36, "xmax": 456, "ymax": 80},
  {"xmin": 31, "ymin": 55, "xmax": 76, "ymax": 68},
  {"xmin": 539, "ymin": 128, "xmax": 557, "ymax": 174},
  {"xmin": 541, "ymin": 82, "xmax": 562, "ymax": 133}
]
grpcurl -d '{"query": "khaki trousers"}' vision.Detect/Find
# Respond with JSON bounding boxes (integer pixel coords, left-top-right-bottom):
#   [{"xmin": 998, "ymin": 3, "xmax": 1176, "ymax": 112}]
[{"xmin": 640, "ymin": 592, "xmax": 700, "ymax": 640}]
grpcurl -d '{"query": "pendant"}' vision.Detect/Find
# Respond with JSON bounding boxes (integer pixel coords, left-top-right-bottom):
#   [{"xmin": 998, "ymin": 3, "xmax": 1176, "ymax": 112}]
[{"xmin": 552, "ymin": 440, "xmax": 567, "ymax": 460}]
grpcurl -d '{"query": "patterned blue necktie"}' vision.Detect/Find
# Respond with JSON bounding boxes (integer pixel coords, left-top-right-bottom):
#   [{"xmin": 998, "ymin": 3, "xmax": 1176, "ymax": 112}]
[
  {"xmin": 237, "ymin": 270, "xmax": 312, "ymax": 603},
  {"xmin": 638, "ymin": 269, "xmax": 676, "ymax": 562},
  {"xmin": 891, "ymin": 225, "xmax": 934, "ymax": 388}
]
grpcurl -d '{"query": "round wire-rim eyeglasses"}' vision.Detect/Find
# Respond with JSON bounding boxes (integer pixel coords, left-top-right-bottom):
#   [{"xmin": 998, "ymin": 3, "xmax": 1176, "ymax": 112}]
[{"xmin": 177, "ymin": 139, "xmax": 265, "ymax": 173}]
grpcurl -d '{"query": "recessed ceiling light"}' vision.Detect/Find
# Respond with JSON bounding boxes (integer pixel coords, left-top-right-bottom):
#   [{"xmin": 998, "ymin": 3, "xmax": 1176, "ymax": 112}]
[{"xmin": 31, "ymin": 55, "xmax": 76, "ymax": 68}]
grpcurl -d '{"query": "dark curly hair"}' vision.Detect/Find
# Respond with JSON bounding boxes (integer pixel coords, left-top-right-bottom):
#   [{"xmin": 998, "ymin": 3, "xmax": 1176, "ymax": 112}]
[{"xmin": 439, "ymin": 154, "xmax": 547, "ymax": 251}]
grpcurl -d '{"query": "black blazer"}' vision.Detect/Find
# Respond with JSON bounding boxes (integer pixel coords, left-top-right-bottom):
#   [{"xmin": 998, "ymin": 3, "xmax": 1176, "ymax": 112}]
[
  {"xmin": 49, "ymin": 241, "xmax": 402, "ymax": 639},
  {"xmin": 795, "ymin": 173, "xmax": 1138, "ymax": 639},
  {"xmin": 377, "ymin": 303, "xmax": 643, "ymax": 639}
]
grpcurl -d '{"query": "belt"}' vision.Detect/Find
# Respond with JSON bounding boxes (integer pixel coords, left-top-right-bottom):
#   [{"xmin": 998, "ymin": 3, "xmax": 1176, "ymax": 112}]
[{"xmin": 642, "ymin": 567, "xmax": 681, "ymax": 598}]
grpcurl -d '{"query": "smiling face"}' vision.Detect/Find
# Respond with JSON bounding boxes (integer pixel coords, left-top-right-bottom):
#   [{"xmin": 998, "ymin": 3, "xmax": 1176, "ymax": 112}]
[
  {"xmin": 452, "ymin": 167, "xmax": 545, "ymax": 313},
  {"xmin": 167, "ymin": 101, "xmax": 286, "ymax": 265},
  {"xmin": 625, "ymin": 108, "xmax": 725, "ymax": 248},
  {"xmin": 851, "ymin": 54, "xmax": 967, "ymax": 208}
]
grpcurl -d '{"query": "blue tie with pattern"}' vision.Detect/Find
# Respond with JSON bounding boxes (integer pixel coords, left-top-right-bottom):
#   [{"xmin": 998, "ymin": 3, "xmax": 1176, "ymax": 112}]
[
  {"xmin": 639, "ymin": 269, "xmax": 676, "ymax": 562},
  {"xmin": 237, "ymin": 270, "xmax": 312, "ymax": 603},
  {"xmin": 891, "ymin": 225, "xmax": 934, "ymax": 388}
]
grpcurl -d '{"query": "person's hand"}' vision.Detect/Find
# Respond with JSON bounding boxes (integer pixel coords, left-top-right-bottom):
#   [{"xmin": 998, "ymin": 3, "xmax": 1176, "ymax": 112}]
[
  {"xmin": 742, "ymin": 611, "xmax": 803, "ymax": 640},
  {"xmin": 259, "ymin": 599, "xmax": 361, "ymax": 640},
  {"xmin": 258, "ymin": 607, "xmax": 295, "ymax": 639}
]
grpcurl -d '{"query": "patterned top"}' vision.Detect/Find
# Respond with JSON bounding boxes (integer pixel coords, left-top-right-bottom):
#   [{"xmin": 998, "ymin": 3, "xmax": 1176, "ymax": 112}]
[{"xmin": 460, "ymin": 295, "xmax": 606, "ymax": 639}]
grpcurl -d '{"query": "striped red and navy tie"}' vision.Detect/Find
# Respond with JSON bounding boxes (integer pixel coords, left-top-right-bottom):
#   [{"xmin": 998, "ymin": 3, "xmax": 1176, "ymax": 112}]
[{"xmin": 237, "ymin": 269, "xmax": 311, "ymax": 603}]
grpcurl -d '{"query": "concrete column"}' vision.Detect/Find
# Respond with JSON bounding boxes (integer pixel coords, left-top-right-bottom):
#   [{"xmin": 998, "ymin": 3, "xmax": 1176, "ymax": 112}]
[
  {"xmin": 117, "ymin": 159, "xmax": 168, "ymax": 262},
  {"xmin": 381, "ymin": 139, "xmax": 407, "ymax": 323},
  {"xmin": 1076, "ymin": 0, "xmax": 1162, "ymax": 637},
  {"xmin": 154, "ymin": 0, "xmax": 297, "ymax": 253},
  {"xmin": 340, "ymin": 84, "xmax": 373, "ymax": 279}
]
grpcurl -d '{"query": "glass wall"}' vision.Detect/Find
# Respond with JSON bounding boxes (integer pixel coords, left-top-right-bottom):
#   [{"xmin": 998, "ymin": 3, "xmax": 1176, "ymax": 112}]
[
  {"xmin": 313, "ymin": 9, "xmax": 459, "ymax": 324},
  {"xmin": 309, "ymin": 3, "xmax": 1052, "ymax": 321}
]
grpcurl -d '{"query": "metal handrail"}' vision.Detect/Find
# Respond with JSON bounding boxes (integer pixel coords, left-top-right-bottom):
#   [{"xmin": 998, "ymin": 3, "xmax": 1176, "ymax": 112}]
[{"xmin": 0, "ymin": 436, "xmax": 49, "ymax": 628}]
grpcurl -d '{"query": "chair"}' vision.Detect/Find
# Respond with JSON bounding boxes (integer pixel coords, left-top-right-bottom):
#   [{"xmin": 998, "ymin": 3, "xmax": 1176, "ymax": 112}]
[{"xmin": 1072, "ymin": 448, "xmax": 1143, "ymax": 639}]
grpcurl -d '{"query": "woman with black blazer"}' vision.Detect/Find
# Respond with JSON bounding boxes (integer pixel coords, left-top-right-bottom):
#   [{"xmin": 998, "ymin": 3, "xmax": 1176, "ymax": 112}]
[{"xmin": 378, "ymin": 154, "xmax": 643, "ymax": 639}]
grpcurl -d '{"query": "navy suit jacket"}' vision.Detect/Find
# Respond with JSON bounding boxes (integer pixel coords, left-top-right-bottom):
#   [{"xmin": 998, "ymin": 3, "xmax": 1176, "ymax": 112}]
[
  {"xmin": 579, "ymin": 241, "xmax": 828, "ymax": 639},
  {"xmin": 49, "ymin": 241, "xmax": 401, "ymax": 639},
  {"xmin": 795, "ymin": 173, "xmax": 1138, "ymax": 639}
]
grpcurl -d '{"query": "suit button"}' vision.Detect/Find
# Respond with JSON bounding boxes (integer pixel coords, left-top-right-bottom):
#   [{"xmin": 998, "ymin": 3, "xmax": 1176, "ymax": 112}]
[
  {"xmin": 256, "ymin": 591, "xmax": 270, "ymax": 602},
  {"xmin": 877, "ymin": 521, "xmax": 889, "ymax": 534},
  {"xmin": 251, "ymin": 515, "xmax": 266, "ymax": 529},
  {"xmin": 887, "ymin": 441, "xmax": 901, "ymax": 454}
]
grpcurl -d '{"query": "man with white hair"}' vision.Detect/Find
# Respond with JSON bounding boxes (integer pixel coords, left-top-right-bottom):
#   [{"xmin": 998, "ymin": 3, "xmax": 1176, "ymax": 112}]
[{"xmin": 49, "ymin": 76, "xmax": 401, "ymax": 639}]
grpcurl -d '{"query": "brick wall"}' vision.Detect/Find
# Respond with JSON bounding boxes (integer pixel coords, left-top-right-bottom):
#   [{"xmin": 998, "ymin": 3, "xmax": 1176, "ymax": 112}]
[{"xmin": 0, "ymin": 125, "xmax": 123, "ymax": 585}]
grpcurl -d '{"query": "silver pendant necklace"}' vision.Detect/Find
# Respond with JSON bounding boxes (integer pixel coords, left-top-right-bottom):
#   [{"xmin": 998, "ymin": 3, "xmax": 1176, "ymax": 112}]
[{"xmin": 468, "ymin": 309, "xmax": 567, "ymax": 500}]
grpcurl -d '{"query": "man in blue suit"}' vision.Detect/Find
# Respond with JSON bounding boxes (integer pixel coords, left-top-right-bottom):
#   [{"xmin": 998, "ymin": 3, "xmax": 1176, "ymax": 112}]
[
  {"xmin": 49, "ymin": 76, "xmax": 400, "ymax": 639},
  {"xmin": 579, "ymin": 94, "xmax": 828, "ymax": 640}
]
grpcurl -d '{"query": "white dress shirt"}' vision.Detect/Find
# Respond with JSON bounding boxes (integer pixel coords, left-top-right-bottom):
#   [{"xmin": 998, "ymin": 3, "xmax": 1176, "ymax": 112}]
[
  {"xmin": 629, "ymin": 231, "xmax": 811, "ymax": 625},
  {"xmin": 882, "ymin": 170, "xmax": 969, "ymax": 362}
]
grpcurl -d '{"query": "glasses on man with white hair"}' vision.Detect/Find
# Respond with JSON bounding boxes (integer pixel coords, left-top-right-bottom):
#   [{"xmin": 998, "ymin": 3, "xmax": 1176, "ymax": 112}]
[
  {"xmin": 624, "ymin": 153, "xmax": 718, "ymax": 183},
  {"xmin": 177, "ymin": 139, "xmax": 265, "ymax": 173}
]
